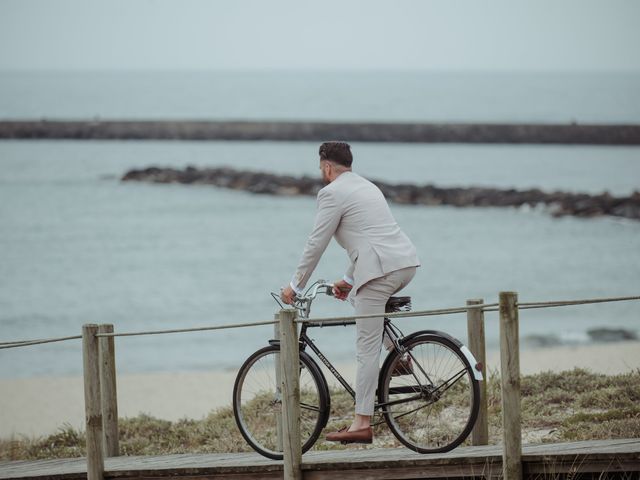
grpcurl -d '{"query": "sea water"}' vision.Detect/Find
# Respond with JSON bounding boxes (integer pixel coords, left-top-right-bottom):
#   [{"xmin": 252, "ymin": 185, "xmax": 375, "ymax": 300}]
[
  {"xmin": 1, "ymin": 140, "xmax": 639, "ymax": 378},
  {"xmin": 0, "ymin": 70, "xmax": 639, "ymax": 378}
]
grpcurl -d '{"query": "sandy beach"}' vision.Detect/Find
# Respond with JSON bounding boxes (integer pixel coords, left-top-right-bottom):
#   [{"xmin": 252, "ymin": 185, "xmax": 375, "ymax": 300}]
[{"xmin": 1, "ymin": 341, "xmax": 639, "ymax": 439}]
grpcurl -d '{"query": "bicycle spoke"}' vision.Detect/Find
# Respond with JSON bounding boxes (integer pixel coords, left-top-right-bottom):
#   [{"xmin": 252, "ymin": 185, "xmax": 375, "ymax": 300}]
[
  {"xmin": 300, "ymin": 402, "xmax": 321, "ymax": 413},
  {"xmin": 390, "ymin": 398, "xmax": 435, "ymax": 421},
  {"xmin": 431, "ymin": 368, "xmax": 467, "ymax": 396}
]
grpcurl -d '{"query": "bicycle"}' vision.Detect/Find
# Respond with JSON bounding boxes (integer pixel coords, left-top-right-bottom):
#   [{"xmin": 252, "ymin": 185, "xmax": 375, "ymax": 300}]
[{"xmin": 233, "ymin": 280, "xmax": 483, "ymax": 460}]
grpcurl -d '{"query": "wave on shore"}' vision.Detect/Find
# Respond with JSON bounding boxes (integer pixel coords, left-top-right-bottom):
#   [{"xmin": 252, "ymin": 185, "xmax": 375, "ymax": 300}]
[{"xmin": 523, "ymin": 327, "xmax": 638, "ymax": 347}]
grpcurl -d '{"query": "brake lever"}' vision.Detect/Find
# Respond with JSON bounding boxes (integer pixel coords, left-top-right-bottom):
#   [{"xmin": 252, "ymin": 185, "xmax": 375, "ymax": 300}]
[{"xmin": 270, "ymin": 292, "xmax": 285, "ymax": 309}]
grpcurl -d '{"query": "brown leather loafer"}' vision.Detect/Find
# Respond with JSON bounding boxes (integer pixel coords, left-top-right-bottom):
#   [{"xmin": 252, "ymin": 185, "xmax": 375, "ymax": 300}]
[{"xmin": 326, "ymin": 426, "xmax": 373, "ymax": 444}]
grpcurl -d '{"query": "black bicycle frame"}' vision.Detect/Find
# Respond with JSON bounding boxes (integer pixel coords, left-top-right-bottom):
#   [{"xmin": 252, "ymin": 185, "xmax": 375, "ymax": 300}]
[
  {"xmin": 299, "ymin": 321, "xmax": 357, "ymax": 398},
  {"xmin": 297, "ymin": 319, "xmax": 427, "ymax": 411}
]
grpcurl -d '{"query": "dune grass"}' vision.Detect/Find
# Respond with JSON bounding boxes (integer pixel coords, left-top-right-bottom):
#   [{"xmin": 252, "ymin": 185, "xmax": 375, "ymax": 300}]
[{"xmin": 1, "ymin": 367, "xmax": 639, "ymax": 461}]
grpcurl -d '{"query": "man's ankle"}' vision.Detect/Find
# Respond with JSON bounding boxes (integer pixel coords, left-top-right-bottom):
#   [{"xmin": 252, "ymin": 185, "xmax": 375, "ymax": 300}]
[
  {"xmin": 349, "ymin": 424, "xmax": 368, "ymax": 431},
  {"xmin": 350, "ymin": 415, "xmax": 371, "ymax": 431}
]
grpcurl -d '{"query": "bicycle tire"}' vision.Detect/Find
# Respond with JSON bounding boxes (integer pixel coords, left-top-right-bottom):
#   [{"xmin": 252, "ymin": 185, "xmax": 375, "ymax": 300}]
[
  {"xmin": 378, "ymin": 334, "xmax": 480, "ymax": 453},
  {"xmin": 233, "ymin": 345, "xmax": 330, "ymax": 460}
]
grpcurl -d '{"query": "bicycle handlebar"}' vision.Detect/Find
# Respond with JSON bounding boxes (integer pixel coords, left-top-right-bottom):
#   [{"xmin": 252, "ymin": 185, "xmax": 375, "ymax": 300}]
[
  {"xmin": 272, "ymin": 280, "xmax": 338, "ymax": 319},
  {"xmin": 292, "ymin": 281, "xmax": 335, "ymax": 317}
]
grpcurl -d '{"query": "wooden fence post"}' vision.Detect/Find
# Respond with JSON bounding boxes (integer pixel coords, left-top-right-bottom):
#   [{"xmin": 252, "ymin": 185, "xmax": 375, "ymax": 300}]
[
  {"xmin": 82, "ymin": 324, "xmax": 104, "ymax": 480},
  {"xmin": 98, "ymin": 324, "xmax": 119, "ymax": 457},
  {"xmin": 274, "ymin": 315, "xmax": 283, "ymax": 452},
  {"xmin": 466, "ymin": 298, "xmax": 488, "ymax": 445},
  {"xmin": 279, "ymin": 309, "xmax": 302, "ymax": 480},
  {"xmin": 499, "ymin": 292, "xmax": 522, "ymax": 480}
]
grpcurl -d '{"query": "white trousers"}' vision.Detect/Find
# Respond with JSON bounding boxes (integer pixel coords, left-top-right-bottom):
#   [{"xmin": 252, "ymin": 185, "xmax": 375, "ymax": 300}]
[{"xmin": 352, "ymin": 266, "xmax": 417, "ymax": 416}]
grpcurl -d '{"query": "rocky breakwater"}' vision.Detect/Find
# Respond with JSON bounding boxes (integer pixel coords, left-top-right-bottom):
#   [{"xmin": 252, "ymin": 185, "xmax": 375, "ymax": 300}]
[
  {"xmin": 4, "ymin": 120, "xmax": 640, "ymax": 144},
  {"xmin": 121, "ymin": 166, "xmax": 640, "ymax": 221}
]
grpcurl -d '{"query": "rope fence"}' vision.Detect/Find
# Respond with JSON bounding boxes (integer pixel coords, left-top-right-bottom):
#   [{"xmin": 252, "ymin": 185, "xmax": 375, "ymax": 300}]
[
  {"xmin": 518, "ymin": 294, "xmax": 640, "ymax": 309},
  {"xmin": 0, "ymin": 335, "xmax": 82, "ymax": 349},
  {"xmin": 94, "ymin": 319, "xmax": 279, "ymax": 338},
  {"xmin": 1, "ymin": 294, "xmax": 638, "ymax": 348}
]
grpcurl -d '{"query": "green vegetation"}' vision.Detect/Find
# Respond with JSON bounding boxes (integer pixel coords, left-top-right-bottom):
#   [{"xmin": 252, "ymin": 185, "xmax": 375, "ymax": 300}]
[{"xmin": 2, "ymin": 368, "xmax": 639, "ymax": 461}]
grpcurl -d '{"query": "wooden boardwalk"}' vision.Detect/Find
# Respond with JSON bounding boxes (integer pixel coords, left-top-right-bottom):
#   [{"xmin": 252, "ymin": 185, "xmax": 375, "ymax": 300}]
[{"xmin": 1, "ymin": 439, "xmax": 639, "ymax": 480}]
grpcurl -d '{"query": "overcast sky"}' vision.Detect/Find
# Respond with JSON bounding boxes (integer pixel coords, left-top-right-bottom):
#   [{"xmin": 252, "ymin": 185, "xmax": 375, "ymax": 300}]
[{"xmin": 1, "ymin": 0, "xmax": 639, "ymax": 71}]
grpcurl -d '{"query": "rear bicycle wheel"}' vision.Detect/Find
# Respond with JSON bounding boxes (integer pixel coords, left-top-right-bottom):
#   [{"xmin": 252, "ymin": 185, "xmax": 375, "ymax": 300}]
[
  {"xmin": 233, "ymin": 345, "xmax": 329, "ymax": 459},
  {"xmin": 378, "ymin": 335, "xmax": 480, "ymax": 453}
]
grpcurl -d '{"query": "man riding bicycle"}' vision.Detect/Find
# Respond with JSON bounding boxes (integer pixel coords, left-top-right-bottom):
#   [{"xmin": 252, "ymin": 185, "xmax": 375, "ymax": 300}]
[{"xmin": 280, "ymin": 141, "xmax": 420, "ymax": 444}]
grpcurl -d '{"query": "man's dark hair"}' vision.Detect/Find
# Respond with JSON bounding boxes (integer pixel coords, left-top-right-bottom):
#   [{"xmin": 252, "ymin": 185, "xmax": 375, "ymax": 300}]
[{"xmin": 319, "ymin": 141, "xmax": 353, "ymax": 168}]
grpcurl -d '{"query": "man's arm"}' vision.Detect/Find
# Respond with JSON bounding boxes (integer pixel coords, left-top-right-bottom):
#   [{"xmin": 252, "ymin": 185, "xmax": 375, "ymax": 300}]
[
  {"xmin": 290, "ymin": 188, "xmax": 342, "ymax": 293},
  {"xmin": 344, "ymin": 262, "xmax": 355, "ymax": 286}
]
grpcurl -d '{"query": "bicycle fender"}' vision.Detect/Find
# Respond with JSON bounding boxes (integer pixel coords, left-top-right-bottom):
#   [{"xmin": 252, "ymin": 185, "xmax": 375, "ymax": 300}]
[
  {"xmin": 401, "ymin": 329, "xmax": 463, "ymax": 347},
  {"xmin": 401, "ymin": 330, "xmax": 484, "ymax": 381},
  {"xmin": 459, "ymin": 345, "xmax": 484, "ymax": 381}
]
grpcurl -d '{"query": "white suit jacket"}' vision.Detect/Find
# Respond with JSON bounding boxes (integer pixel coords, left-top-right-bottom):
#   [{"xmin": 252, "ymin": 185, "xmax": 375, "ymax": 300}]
[{"xmin": 291, "ymin": 171, "xmax": 420, "ymax": 296}]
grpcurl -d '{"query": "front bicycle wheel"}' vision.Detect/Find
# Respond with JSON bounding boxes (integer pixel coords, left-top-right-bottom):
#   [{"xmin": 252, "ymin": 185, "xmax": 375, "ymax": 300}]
[
  {"xmin": 233, "ymin": 345, "xmax": 329, "ymax": 459},
  {"xmin": 378, "ymin": 335, "xmax": 480, "ymax": 453}
]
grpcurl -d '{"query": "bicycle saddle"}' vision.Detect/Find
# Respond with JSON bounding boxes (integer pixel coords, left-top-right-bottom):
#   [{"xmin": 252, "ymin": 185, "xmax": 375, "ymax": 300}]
[{"xmin": 385, "ymin": 296, "xmax": 411, "ymax": 313}]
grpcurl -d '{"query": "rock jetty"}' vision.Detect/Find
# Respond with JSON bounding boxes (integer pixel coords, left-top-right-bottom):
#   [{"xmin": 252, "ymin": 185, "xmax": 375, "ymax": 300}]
[
  {"xmin": 121, "ymin": 166, "xmax": 640, "ymax": 221},
  {"xmin": 3, "ymin": 120, "xmax": 640, "ymax": 144}
]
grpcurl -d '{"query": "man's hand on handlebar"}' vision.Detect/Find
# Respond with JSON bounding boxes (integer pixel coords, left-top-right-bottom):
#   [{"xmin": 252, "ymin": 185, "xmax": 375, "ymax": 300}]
[
  {"xmin": 332, "ymin": 279, "xmax": 352, "ymax": 301},
  {"xmin": 280, "ymin": 285, "xmax": 296, "ymax": 305}
]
